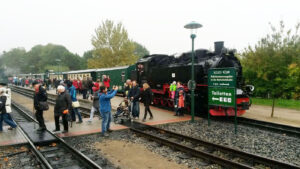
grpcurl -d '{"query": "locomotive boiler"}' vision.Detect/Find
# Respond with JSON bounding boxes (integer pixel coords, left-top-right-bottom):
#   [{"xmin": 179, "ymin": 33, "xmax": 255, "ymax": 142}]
[{"xmin": 135, "ymin": 41, "xmax": 253, "ymax": 116}]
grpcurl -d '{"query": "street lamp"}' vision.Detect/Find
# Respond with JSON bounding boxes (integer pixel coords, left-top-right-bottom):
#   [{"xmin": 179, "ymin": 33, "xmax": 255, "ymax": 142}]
[
  {"xmin": 55, "ymin": 59, "xmax": 61, "ymax": 79},
  {"xmin": 184, "ymin": 21, "xmax": 202, "ymax": 122}
]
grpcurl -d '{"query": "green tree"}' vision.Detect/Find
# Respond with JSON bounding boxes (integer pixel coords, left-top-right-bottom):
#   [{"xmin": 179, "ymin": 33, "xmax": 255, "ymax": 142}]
[
  {"xmin": 133, "ymin": 42, "xmax": 150, "ymax": 58},
  {"xmin": 241, "ymin": 21, "xmax": 300, "ymax": 116},
  {"xmin": 25, "ymin": 44, "xmax": 84, "ymax": 73},
  {"xmin": 0, "ymin": 48, "xmax": 27, "ymax": 75},
  {"xmin": 89, "ymin": 20, "xmax": 138, "ymax": 68},
  {"xmin": 82, "ymin": 50, "xmax": 94, "ymax": 69}
]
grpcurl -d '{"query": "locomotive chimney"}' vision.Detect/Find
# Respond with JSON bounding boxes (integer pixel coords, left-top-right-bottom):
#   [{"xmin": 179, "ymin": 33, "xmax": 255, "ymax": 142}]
[{"xmin": 214, "ymin": 41, "xmax": 224, "ymax": 54}]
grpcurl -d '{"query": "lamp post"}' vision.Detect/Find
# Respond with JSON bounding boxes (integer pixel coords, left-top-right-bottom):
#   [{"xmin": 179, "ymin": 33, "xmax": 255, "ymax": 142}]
[
  {"xmin": 55, "ymin": 59, "xmax": 61, "ymax": 79},
  {"xmin": 184, "ymin": 21, "xmax": 202, "ymax": 122}
]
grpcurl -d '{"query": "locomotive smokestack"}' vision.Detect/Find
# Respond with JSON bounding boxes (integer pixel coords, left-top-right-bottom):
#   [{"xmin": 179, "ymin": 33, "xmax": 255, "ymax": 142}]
[{"xmin": 214, "ymin": 41, "xmax": 224, "ymax": 54}]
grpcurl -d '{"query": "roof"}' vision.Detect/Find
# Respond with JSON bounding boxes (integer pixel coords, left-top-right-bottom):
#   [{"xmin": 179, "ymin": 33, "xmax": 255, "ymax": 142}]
[
  {"xmin": 66, "ymin": 69, "xmax": 98, "ymax": 74},
  {"xmin": 96, "ymin": 65, "xmax": 130, "ymax": 72}
]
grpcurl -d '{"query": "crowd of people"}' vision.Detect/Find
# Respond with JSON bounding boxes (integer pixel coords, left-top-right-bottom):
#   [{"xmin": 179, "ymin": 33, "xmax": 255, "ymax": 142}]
[{"xmin": 2, "ymin": 75, "xmax": 186, "ymax": 137}]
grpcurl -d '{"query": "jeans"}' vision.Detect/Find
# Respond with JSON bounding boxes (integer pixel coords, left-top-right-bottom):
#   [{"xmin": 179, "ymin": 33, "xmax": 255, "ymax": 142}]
[
  {"xmin": 36, "ymin": 110, "xmax": 46, "ymax": 129},
  {"xmin": 101, "ymin": 111, "xmax": 111, "ymax": 133},
  {"xmin": 0, "ymin": 113, "xmax": 17, "ymax": 131},
  {"xmin": 89, "ymin": 106, "xmax": 100, "ymax": 121},
  {"xmin": 131, "ymin": 101, "xmax": 140, "ymax": 117},
  {"xmin": 73, "ymin": 108, "xmax": 82, "ymax": 122}
]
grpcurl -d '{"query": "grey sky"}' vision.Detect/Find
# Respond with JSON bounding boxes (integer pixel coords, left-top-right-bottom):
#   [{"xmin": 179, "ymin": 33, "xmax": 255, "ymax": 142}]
[{"xmin": 0, "ymin": 0, "xmax": 299, "ymax": 56}]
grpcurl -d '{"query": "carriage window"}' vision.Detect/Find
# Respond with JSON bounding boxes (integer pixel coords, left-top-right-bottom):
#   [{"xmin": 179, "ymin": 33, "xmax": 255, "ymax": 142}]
[{"xmin": 121, "ymin": 71, "xmax": 125, "ymax": 82}]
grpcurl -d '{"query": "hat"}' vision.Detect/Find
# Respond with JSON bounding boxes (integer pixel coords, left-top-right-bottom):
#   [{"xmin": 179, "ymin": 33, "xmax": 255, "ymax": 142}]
[{"xmin": 32, "ymin": 81, "xmax": 39, "ymax": 86}]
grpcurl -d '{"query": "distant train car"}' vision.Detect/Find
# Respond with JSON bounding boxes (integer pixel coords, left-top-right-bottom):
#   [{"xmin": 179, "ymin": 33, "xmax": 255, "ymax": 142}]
[
  {"xmin": 66, "ymin": 69, "xmax": 97, "ymax": 81},
  {"xmin": 95, "ymin": 65, "xmax": 135, "ymax": 92}
]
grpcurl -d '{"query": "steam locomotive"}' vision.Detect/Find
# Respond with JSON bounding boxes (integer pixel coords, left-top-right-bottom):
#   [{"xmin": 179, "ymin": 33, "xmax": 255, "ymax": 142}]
[
  {"xmin": 13, "ymin": 41, "xmax": 252, "ymax": 116},
  {"xmin": 134, "ymin": 42, "xmax": 253, "ymax": 116}
]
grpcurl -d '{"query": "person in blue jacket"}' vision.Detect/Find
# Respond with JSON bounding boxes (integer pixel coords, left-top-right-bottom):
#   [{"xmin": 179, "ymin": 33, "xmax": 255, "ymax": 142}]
[
  {"xmin": 99, "ymin": 85, "xmax": 118, "ymax": 137},
  {"xmin": 67, "ymin": 82, "xmax": 82, "ymax": 123}
]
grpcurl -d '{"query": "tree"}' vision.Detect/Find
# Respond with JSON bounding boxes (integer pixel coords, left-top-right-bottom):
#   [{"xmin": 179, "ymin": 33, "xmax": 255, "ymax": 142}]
[
  {"xmin": 82, "ymin": 50, "xmax": 94, "ymax": 69},
  {"xmin": 89, "ymin": 20, "xmax": 138, "ymax": 68},
  {"xmin": 133, "ymin": 42, "xmax": 150, "ymax": 58},
  {"xmin": 0, "ymin": 48, "xmax": 27, "ymax": 75},
  {"xmin": 241, "ymin": 21, "xmax": 300, "ymax": 116}
]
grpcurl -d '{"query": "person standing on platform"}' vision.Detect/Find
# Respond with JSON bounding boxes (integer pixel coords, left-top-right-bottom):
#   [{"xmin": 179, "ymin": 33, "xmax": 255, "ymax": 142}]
[
  {"xmin": 99, "ymin": 85, "xmax": 118, "ymax": 137},
  {"xmin": 128, "ymin": 81, "xmax": 140, "ymax": 119},
  {"xmin": 103, "ymin": 75, "xmax": 110, "ymax": 89},
  {"xmin": 141, "ymin": 83, "xmax": 153, "ymax": 122},
  {"xmin": 32, "ymin": 81, "xmax": 48, "ymax": 131},
  {"xmin": 87, "ymin": 77, "xmax": 94, "ymax": 99},
  {"xmin": 82, "ymin": 77, "xmax": 88, "ymax": 99},
  {"xmin": 174, "ymin": 81, "xmax": 185, "ymax": 116},
  {"xmin": 67, "ymin": 82, "xmax": 83, "ymax": 123},
  {"xmin": 53, "ymin": 85, "xmax": 72, "ymax": 133},
  {"xmin": 124, "ymin": 79, "xmax": 132, "ymax": 97},
  {"xmin": 0, "ymin": 85, "xmax": 17, "ymax": 132},
  {"xmin": 88, "ymin": 83, "xmax": 101, "ymax": 123},
  {"xmin": 170, "ymin": 81, "xmax": 177, "ymax": 99}
]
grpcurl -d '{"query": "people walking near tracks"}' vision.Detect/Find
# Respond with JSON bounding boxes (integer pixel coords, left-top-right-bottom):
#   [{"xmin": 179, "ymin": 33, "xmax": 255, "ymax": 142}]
[
  {"xmin": 82, "ymin": 77, "xmax": 88, "ymax": 99},
  {"xmin": 174, "ymin": 82, "xmax": 185, "ymax": 116},
  {"xmin": 33, "ymin": 81, "xmax": 48, "ymax": 131},
  {"xmin": 141, "ymin": 83, "xmax": 153, "ymax": 122},
  {"xmin": 0, "ymin": 85, "xmax": 17, "ymax": 132},
  {"xmin": 67, "ymin": 82, "xmax": 83, "ymax": 123},
  {"xmin": 99, "ymin": 85, "xmax": 118, "ymax": 137},
  {"xmin": 103, "ymin": 75, "xmax": 110, "ymax": 89},
  {"xmin": 88, "ymin": 82, "xmax": 101, "ymax": 123},
  {"xmin": 128, "ymin": 81, "xmax": 140, "ymax": 119},
  {"xmin": 53, "ymin": 85, "xmax": 72, "ymax": 133}
]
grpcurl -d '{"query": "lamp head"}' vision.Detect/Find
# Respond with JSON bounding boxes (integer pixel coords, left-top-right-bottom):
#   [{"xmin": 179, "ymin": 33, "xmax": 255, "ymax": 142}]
[{"xmin": 184, "ymin": 21, "xmax": 202, "ymax": 35}]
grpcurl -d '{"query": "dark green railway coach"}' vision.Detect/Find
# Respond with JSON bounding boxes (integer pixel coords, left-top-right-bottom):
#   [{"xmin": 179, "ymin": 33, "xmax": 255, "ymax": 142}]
[{"xmin": 95, "ymin": 65, "xmax": 135, "ymax": 92}]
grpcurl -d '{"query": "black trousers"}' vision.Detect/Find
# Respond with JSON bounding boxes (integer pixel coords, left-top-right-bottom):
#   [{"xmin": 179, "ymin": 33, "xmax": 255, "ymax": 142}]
[
  {"xmin": 54, "ymin": 114, "xmax": 68, "ymax": 131},
  {"xmin": 36, "ymin": 110, "xmax": 46, "ymax": 129},
  {"xmin": 143, "ymin": 105, "xmax": 153, "ymax": 119},
  {"xmin": 82, "ymin": 89, "xmax": 87, "ymax": 99}
]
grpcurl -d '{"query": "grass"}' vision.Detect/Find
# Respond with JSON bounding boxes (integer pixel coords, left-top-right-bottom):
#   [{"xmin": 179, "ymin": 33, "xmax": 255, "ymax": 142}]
[{"xmin": 251, "ymin": 98, "xmax": 300, "ymax": 110}]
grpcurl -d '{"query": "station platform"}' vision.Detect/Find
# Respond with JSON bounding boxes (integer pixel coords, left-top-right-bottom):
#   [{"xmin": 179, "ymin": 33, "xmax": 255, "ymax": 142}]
[
  {"xmin": 1, "ymin": 88, "xmax": 192, "ymax": 146},
  {"xmin": 0, "ymin": 126, "xmax": 27, "ymax": 146}
]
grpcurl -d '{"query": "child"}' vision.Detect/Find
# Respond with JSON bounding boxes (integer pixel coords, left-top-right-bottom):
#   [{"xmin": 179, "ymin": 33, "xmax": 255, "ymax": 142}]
[
  {"xmin": 177, "ymin": 90, "xmax": 185, "ymax": 116},
  {"xmin": 114, "ymin": 98, "xmax": 129, "ymax": 118},
  {"xmin": 170, "ymin": 81, "xmax": 176, "ymax": 99}
]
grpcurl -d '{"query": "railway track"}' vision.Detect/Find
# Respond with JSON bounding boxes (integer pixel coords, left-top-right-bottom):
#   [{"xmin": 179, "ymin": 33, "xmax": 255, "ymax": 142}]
[
  {"xmin": 11, "ymin": 86, "xmax": 92, "ymax": 117},
  {"xmin": 10, "ymin": 101, "xmax": 102, "ymax": 169},
  {"xmin": 10, "ymin": 85, "xmax": 300, "ymax": 168},
  {"xmin": 11, "ymin": 85, "xmax": 300, "ymax": 137},
  {"xmin": 129, "ymin": 121, "xmax": 300, "ymax": 169}
]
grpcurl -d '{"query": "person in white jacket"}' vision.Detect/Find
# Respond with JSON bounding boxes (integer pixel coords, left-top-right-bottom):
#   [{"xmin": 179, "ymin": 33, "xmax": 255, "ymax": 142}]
[{"xmin": 0, "ymin": 85, "xmax": 17, "ymax": 132}]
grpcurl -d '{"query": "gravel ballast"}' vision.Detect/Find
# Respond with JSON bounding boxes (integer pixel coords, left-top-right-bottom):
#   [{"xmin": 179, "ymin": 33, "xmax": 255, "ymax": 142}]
[
  {"xmin": 65, "ymin": 130, "xmax": 222, "ymax": 169},
  {"xmin": 157, "ymin": 119, "xmax": 300, "ymax": 166}
]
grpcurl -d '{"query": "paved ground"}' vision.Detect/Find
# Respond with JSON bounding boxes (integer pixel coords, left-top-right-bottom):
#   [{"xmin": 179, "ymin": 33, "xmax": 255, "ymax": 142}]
[
  {"xmin": 94, "ymin": 140, "xmax": 188, "ymax": 169},
  {"xmin": 242, "ymin": 104, "xmax": 300, "ymax": 127}
]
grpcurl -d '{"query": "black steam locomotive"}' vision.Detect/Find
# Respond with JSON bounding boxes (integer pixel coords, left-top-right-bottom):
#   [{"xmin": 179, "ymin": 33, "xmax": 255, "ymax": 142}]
[{"xmin": 135, "ymin": 42, "xmax": 253, "ymax": 116}]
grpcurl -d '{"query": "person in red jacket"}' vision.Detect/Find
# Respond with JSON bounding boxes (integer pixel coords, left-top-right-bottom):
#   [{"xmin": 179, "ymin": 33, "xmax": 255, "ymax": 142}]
[
  {"xmin": 73, "ymin": 79, "xmax": 79, "ymax": 92},
  {"xmin": 103, "ymin": 75, "xmax": 111, "ymax": 89},
  {"xmin": 77, "ymin": 78, "xmax": 82, "ymax": 94}
]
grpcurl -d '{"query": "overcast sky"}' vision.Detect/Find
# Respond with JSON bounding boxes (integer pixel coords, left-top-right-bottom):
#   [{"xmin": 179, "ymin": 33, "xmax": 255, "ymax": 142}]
[{"xmin": 0, "ymin": 0, "xmax": 299, "ymax": 56}]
